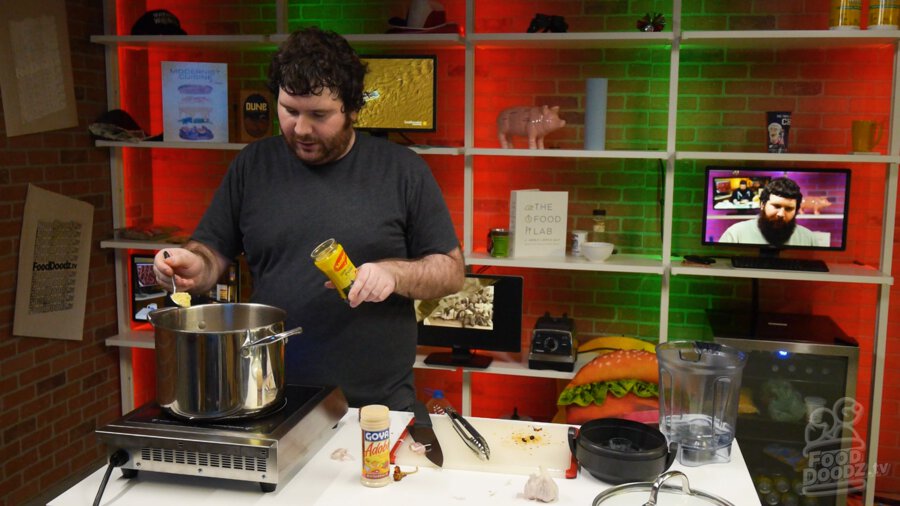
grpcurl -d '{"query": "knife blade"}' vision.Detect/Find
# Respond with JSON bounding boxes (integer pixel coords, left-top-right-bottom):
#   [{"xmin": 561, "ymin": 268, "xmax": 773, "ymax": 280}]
[{"xmin": 409, "ymin": 401, "xmax": 443, "ymax": 467}]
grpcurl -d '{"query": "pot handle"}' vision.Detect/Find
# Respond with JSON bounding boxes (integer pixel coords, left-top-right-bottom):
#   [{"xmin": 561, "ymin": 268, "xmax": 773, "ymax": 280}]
[
  {"xmin": 241, "ymin": 326, "xmax": 303, "ymax": 351},
  {"xmin": 147, "ymin": 306, "xmax": 178, "ymax": 325},
  {"xmin": 567, "ymin": 426, "xmax": 578, "ymax": 455}
]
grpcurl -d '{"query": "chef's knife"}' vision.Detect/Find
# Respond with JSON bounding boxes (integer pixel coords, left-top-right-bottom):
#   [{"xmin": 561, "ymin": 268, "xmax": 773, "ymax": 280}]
[{"xmin": 408, "ymin": 401, "xmax": 443, "ymax": 467}]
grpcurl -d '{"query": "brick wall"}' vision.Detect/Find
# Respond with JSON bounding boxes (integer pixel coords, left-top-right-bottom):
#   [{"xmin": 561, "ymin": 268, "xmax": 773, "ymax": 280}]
[
  {"xmin": 125, "ymin": 0, "xmax": 898, "ymax": 494},
  {"xmin": 0, "ymin": 1, "xmax": 120, "ymax": 505}
]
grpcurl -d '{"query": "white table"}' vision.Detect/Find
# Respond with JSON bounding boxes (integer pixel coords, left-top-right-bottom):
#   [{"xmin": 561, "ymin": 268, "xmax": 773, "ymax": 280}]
[{"xmin": 51, "ymin": 409, "xmax": 760, "ymax": 505}]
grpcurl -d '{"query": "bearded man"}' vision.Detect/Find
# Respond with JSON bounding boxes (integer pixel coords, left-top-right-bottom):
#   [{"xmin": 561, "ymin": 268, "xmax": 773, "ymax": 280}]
[
  {"xmin": 719, "ymin": 177, "xmax": 818, "ymax": 247},
  {"xmin": 152, "ymin": 27, "xmax": 464, "ymax": 411}
]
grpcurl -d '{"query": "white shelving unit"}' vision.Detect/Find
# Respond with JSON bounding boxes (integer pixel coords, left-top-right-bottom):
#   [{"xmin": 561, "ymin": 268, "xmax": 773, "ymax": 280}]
[{"xmin": 95, "ymin": 3, "xmax": 896, "ymax": 502}]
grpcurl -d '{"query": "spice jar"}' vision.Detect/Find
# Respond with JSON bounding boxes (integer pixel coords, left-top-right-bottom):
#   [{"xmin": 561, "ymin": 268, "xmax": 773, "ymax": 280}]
[
  {"xmin": 829, "ymin": 0, "xmax": 862, "ymax": 29},
  {"xmin": 360, "ymin": 404, "xmax": 391, "ymax": 487},
  {"xmin": 591, "ymin": 209, "xmax": 606, "ymax": 241},
  {"xmin": 488, "ymin": 228, "xmax": 509, "ymax": 257},
  {"xmin": 870, "ymin": 0, "xmax": 900, "ymax": 29},
  {"xmin": 311, "ymin": 238, "xmax": 357, "ymax": 301}
]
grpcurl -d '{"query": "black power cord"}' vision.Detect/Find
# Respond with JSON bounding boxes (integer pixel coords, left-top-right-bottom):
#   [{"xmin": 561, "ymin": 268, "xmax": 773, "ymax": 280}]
[{"xmin": 93, "ymin": 449, "xmax": 129, "ymax": 506}]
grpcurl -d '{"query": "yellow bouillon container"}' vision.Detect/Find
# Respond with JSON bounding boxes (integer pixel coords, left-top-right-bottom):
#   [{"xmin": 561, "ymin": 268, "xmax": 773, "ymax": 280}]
[
  {"xmin": 870, "ymin": 0, "xmax": 900, "ymax": 29},
  {"xmin": 311, "ymin": 238, "xmax": 357, "ymax": 300},
  {"xmin": 830, "ymin": 0, "xmax": 862, "ymax": 29}
]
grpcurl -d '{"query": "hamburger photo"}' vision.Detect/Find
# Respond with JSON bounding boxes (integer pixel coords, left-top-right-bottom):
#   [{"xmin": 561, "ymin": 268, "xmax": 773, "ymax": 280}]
[{"xmin": 557, "ymin": 349, "xmax": 659, "ymax": 425}]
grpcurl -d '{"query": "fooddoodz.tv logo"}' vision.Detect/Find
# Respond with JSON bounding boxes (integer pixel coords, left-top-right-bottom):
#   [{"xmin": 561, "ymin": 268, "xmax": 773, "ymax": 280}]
[{"xmin": 802, "ymin": 397, "xmax": 867, "ymax": 497}]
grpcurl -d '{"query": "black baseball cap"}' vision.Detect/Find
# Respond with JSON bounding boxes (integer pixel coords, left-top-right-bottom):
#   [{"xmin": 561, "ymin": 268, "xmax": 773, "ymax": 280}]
[
  {"xmin": 131, "ymin": 10, "xmax": 187, "ymax": 36},
  {"xmin": 88, "ymin": 109, "xmax": 161, "ymax": 142}
]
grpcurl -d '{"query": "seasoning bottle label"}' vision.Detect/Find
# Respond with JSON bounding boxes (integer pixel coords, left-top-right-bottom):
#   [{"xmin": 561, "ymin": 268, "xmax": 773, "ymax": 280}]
[
  {"xmin": 362, "ymin": 428, "xmax": 390, "ymax": 478},
  {"xmin": 311, "ymin": 238, "xmax": 357, "ymax": 300}
]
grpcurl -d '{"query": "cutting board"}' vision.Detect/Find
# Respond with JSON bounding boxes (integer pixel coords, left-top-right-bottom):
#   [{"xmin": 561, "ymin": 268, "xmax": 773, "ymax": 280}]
[{"xmin": 391, "ymin": 415, "xmax": 576, "ymax": 478}]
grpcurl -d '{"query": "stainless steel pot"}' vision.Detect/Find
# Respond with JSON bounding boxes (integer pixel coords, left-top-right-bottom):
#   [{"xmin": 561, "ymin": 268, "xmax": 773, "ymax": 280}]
[{"xmin": 148, "ymin": 303, "xmax": 302, "ymax": 421}]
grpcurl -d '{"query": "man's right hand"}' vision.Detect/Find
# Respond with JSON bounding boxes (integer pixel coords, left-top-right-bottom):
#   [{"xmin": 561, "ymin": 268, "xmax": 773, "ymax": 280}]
[{"xmin": 154, "ymin": 242, "xmax": 229, "ymax": 294}]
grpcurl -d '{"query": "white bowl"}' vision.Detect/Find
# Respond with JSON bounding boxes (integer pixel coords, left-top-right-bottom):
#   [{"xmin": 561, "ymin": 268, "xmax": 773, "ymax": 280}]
[{"xmin": 581, "ymin": 242, "xmax": 614, "ymax": 262}]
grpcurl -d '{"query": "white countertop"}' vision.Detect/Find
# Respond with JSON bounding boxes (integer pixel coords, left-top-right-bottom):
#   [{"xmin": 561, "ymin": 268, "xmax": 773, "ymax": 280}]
[{"xmin": 51, "ymin": 409, "xmax": 760, "ymax": 505}]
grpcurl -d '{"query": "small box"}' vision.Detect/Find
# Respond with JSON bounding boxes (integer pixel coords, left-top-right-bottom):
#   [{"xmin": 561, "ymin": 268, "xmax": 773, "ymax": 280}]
[{"xmin": 238, "ymin": 89, "xmax": 273, "ymax": 142}]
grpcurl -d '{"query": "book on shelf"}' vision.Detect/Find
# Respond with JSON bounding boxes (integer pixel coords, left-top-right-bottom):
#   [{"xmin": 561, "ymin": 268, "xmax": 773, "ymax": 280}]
[
  {"xmin": 237, "ymin": 88, "xmax": 273, "ymax": 143},
  {"xmin": 509, "ymin": 189, "xmax": 568, "ymax": 258},
  {"xmin": 162, "ymin": 61, "xmax": 228, "ymax": 143}
]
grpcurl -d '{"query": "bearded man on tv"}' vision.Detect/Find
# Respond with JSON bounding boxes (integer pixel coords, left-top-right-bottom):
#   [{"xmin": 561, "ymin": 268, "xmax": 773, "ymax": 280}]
[{"xmin": 719, "ymin": 177, "xmax": 819, "ymax": 247}]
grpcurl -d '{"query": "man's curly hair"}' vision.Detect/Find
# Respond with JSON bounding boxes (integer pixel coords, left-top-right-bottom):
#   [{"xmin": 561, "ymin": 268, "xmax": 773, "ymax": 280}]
[{"xmin": 267, "ymin": 26, "xmax": 368, "ymax": 113}]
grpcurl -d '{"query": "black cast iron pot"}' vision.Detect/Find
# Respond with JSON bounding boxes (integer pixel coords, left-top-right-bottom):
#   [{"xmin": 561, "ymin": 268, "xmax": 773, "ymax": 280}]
[{"xmin": 568, "ymin": 418, "xmax": 676, "ymax": 484}]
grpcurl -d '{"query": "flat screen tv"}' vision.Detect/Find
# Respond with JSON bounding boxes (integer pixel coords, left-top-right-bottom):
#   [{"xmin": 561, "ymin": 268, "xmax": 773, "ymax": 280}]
[
  {"xmin": 356, "ymin": 55, "xmax": 436, "ymax": 133},
  {"xmin": 415, "ymin": 273, "xmax": 523, "ymax": 369},
  {"xmin": 130, "ymin": 254, "xmax": 167, "ymax": 322},
  {"xmin": 701, "ymin": 166, "xmax": 851, "ymax": 252}
]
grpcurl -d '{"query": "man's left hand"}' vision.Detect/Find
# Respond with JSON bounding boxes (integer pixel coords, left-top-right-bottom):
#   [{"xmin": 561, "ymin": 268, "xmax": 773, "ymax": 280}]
[{"xmin": 346, "ymin": 263, "xmax": 396, "ymax": 307}]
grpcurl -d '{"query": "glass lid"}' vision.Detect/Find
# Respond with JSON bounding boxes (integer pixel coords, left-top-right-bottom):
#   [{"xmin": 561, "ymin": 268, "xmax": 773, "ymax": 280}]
[{"xmin": 592, "ymin": 471, "xmax": 735, "ymax": 506}]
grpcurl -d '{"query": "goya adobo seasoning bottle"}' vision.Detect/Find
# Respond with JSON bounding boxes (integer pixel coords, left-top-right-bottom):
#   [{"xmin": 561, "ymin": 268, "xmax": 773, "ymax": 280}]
[{"xmin": 360, "ymin": 404, "xmax": 391, "ymax": 487}]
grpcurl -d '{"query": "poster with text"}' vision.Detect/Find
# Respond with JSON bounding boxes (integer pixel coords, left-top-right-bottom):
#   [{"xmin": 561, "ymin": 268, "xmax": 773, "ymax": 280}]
[
  {"xmin": 162, "ymin": 61, "xmax": 228, "ymax": 142},
  {"xmin": 13, "ymin": 185, "xmax": 93, "ymax": 340},
  {"xmin": 0, "ymin": 0, "xmax": 78, "ymax": 137}
]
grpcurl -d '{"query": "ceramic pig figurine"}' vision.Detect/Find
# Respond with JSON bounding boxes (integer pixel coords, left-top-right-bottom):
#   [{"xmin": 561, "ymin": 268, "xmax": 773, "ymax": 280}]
[
  {"xmin": 800, "ymin": 196, "xmax": 832, "ymax": 215},
  {"xmin": 497, "ymin": 105, "xmax": 566, "ymax": 149}
]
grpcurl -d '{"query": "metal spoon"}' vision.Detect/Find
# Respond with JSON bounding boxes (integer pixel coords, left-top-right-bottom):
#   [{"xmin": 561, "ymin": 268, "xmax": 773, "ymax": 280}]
[{"xmin": 163, "ymin": 251, "xmax": 191, "ymax": 307}]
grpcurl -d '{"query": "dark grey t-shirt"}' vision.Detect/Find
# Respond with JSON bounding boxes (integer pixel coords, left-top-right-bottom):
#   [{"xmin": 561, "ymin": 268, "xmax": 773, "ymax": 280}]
[{"xmin": 192, "ymin": 133, "xmax": 459, "ymax": 410}]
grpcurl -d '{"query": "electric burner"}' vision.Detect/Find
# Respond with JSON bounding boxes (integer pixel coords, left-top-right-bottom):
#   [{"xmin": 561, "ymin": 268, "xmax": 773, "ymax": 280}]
[{"xmin": 96, "ymin": 384, "xmax": 348, "ymax": 492}]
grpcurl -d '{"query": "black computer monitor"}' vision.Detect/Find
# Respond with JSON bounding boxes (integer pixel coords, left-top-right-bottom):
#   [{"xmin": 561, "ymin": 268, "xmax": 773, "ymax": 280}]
[
  {"xmin": 355, "ymin": 55, "xmax": 437, "ymax": 134},
  {"xmin": 130, "ymin": 254, "xmax": 167, "ymax": 322},
  {"xmin": 701, "ymin": 166, "xmax": 851, "ymax": 253},
  {"xmin": 415, "ymin": 273, "xmax": 523, "ymax": 369}
]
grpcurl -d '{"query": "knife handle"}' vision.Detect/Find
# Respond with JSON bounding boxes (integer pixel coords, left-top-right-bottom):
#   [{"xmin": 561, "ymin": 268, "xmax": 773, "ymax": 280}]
[{"xmin": 412, "ymin": 400, "xmax": 431, "ymax": 426}]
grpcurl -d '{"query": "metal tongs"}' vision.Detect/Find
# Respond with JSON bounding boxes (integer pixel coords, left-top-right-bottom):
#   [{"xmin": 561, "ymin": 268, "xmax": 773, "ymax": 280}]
[{"xmin": 444, "ymin": 406, "xmax": 490, "ymax": 460}]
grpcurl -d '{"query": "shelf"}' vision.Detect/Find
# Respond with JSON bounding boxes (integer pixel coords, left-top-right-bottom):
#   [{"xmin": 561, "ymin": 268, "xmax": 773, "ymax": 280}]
[
  {"xmin": 469, "ymin": 31, "xmax": 673, "ymax": 48},
  {"xmin": 342, "ymin": 33, "xmax": 465, "ymax": 48},
  {"xmin": 681, "ymin": 30, "xmax": 900, "ymax": 49},
  {"xmin": 467, "ymin": 252, "xmax": 665, "ymax": 274},
  {"xmin": 675, "ymin": 151, "xmax": 900, "ymax": 164},
  {"xmin": 91, "ymin": 30, "xmax": 900, "ymax": 52},
  {"xmin": 90, "ymin": 34, "xmax": 270, "ymax": 48},
  {"xmin": 671, "ymin": 257, "xmax": 893, "ymax": 285},
  {"xmin": 96, "ymin": 140, "xmax": 247, "ymax": 151},
  {"xmin": 468, "ymin": 147, "xmax": 669, "ymax": 159},
  {"xmin": 414, "ymin": 352, "xmax": 592, "ymax": 380},
  {"xmin": 99, "ymin": 146, "xmax": 900, "ymax": 167},
  {"xmin": 266, "ymin": 33, "xmax": 466, "ymax": 49},
  {"xmin": 406, "ymin": 145, "xmax": 465, "ymax": 156},
  {"xmin": 100, "ymin": 239, "xmax": 181, "ymax": 250},
  {"xmin": 106, "ymin": 329, "xmax": 155, "ymax": 349},
  {"xmin": 95, "ymin": 140, "xmax": 461, "ymax": 156}
]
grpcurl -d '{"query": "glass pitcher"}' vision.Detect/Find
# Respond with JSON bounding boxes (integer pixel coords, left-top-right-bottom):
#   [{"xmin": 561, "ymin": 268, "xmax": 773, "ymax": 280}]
[{"xmin": 657, "ymin": 341, "xmax": 747, "ymax": 466}]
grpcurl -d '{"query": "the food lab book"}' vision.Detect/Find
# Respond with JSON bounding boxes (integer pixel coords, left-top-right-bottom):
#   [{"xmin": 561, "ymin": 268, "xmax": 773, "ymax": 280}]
[
  {"xmin": 509, "ymin": 189, "xmax": 568, "ymax": 258},
  {"xmin": 161, "ymin": 61, "xmax": 228, "ymax": 142}
]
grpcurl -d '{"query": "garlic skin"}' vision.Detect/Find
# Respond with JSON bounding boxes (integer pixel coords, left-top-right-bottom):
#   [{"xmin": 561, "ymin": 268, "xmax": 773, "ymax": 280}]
[{"xmin": 522, "ymin": 466, "xmax": 559, "ymax": 502}]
